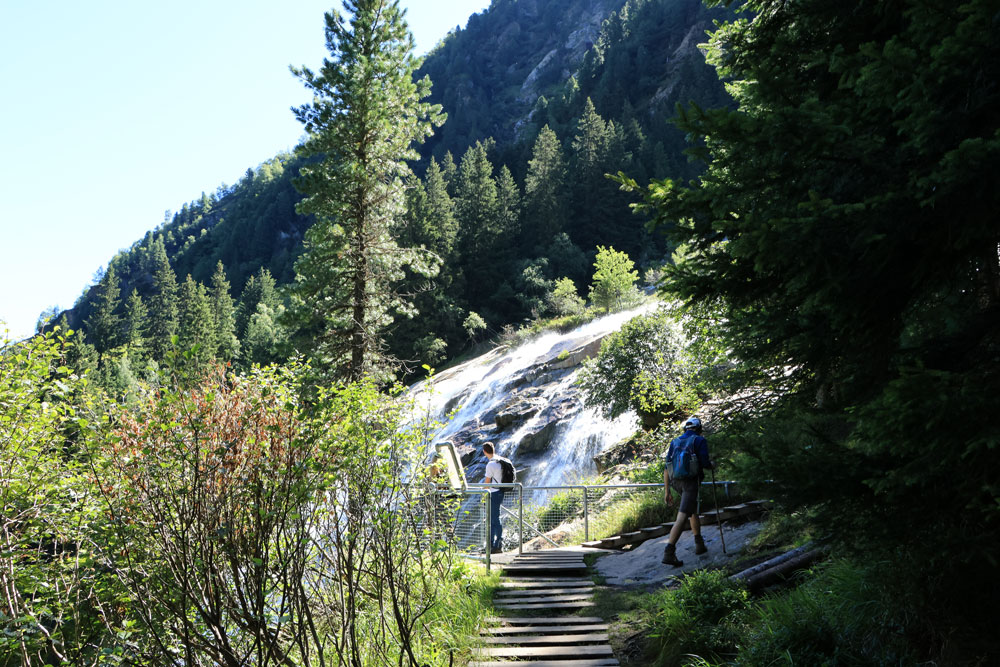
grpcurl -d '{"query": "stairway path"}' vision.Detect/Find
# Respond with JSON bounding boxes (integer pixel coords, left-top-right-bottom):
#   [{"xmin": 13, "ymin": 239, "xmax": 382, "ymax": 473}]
[{"xmin": 470, "ymin": 550, "xmax": 618, "ymax": 667}]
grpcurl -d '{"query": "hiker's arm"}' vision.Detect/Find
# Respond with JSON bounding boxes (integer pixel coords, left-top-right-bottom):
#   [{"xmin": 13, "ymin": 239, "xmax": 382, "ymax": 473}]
[
  {"xmin": 698, "ymin": 438, "xmax": 713, "ymax": 469},
  {"xmin": 663, "ymin": 466, "xmax": 672, "ymax": 502}
]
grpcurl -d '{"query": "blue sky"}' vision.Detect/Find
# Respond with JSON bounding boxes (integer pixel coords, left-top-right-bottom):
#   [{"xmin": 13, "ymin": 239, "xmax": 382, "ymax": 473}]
[{"xmin": 0, "ymin": 0, "xmax": 490, "ymax": 340}]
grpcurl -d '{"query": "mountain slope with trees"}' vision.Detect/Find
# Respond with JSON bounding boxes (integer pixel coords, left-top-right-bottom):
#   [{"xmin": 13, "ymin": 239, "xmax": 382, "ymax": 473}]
[{"xmin": 51, "ymin": 0, "xmax": 733, "ymax": 385}]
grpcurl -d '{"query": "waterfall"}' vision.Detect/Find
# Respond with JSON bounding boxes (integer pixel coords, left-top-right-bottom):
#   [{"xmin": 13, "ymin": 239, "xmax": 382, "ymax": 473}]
[{"xmin": 409, "ymin": 304, "xmax": 656, "ymax": 489}]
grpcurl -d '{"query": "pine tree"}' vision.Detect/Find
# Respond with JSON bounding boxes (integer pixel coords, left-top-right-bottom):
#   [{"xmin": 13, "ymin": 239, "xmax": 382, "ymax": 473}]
[
  {"xmin": 495, "ymin": 165, "xmax": 521, "ymax": 251},
  {"xmin": 124, "ymin": 288, "xmax": 148, "ymax": 361},
  {"xmin": 454, "ymin": 141, "xmax": 501, "ymax": 307},
  {"xmin": 147, "ymin": 238, "xmax": 178, "ymax": 362},
  {"xmin": 236, "ymin": 268, "xmax": 280, "ymax": 340},
  {"xmin": 85, "ymin": 264, "xmax": 123, "ymax": 368},
  {"xmin": 177, "ymin": 275, "xmax": 216, "ymax": 364},
  {"xmin": 422, "ymin": 158, "xmax": 459, "ymax": 259},
  {"xmin": 524, "ymin": 125, "xmax": 568, "ymax": 249},
  {"xmin": 289, "ymin": 0, "xmax": 444, "ymax": 382},
  {"xmin": 571, "ymin": 98, "xmax": 612, "ymax": 248},
  {"xmin": 209, "ymin": 261, "xmax": 239, "ymax": 361}
]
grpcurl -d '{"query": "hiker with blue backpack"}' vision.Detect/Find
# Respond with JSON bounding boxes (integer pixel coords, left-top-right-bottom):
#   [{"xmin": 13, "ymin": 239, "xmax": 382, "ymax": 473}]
[
  {"xmin": 662, "ymin": 416, "xmax": 714, "ymax": 567},
  {"xmin": 482, "ymin": 442, "xmax": 516, "ymax": 554}
]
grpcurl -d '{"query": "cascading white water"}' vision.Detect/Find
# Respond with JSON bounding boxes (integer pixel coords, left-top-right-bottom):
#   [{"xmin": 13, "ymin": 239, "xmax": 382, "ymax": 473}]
[{"xmin": 409, "ymin": 304, "xmax": 656, "ymax": 489}]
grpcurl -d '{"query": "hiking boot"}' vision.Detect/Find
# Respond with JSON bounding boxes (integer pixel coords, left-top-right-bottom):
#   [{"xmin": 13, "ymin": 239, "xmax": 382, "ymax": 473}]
[
  {"xmin": 661, "ymin": 543, "xmax": 683, "ymax": 567},
  {"xmin": 694, "ymin": 534, "xmax": 708, "ymax": 555}
]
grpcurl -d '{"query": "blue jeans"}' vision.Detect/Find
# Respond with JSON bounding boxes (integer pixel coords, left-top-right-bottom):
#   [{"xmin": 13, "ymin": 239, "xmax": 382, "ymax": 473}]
[{"xmin": 490, "ymin": 489, "xmax": 505, "ymax": 550}]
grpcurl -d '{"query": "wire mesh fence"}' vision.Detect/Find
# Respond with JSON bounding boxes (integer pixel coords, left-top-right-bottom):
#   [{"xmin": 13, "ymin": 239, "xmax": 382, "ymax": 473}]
[{"xmin": 423, "ymin": 481, "xmax": 747, "ymax": 567}]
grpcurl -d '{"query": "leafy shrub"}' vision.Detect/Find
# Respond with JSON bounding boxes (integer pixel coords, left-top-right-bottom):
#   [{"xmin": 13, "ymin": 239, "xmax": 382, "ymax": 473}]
[
  {"xmin": 645, "ymin": 569, "xmax": 749, "ymax": 665},
  {"xmin": 733, "ymin": 560, "xmax": 917, "ymax": 667}
]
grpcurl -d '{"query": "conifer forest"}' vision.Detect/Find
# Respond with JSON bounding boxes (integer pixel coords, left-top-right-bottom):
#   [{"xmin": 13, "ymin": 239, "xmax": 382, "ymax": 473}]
[{"xmin": 4, "ymin": 0, "xmax": 999, "ymax": 665}]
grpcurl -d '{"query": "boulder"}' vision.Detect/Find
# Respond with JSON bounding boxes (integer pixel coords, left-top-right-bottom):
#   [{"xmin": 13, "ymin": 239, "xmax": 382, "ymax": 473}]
[
  {"xmin": 547, "ymin": 336, "xmax": 605, "ymax": 370},
  {"xmin": 516, "ymin": 419, "xmax": 560, "ymax": 454}
]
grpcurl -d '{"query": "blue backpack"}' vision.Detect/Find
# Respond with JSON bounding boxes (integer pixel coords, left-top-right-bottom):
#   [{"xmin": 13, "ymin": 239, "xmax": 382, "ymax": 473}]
[{"xmin": 670, "ymin": 435, "xmax": 700, "ymax": 481}]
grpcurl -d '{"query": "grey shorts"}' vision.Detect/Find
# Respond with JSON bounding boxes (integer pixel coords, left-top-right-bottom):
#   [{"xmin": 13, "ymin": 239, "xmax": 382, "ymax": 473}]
[{"xmin": 671, "ymin": 478, "xmax": 700, "ymax": 515}]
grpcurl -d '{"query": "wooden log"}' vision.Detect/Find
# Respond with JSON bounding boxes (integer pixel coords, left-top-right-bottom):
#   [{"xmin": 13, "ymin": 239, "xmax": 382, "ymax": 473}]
[
  {"xmin": 730, "ymin": 545, "xmax": 813, "ymax": 582},
  {"xmin": 744, "ymin": 548, "xmax": 824, "ymax": 592}
]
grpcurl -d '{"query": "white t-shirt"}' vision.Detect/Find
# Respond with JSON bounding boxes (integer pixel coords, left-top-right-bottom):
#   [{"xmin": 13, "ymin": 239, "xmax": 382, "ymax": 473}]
[{"xmin": 484, "ymin": 458, "xmax": 503, "ymax": 487}]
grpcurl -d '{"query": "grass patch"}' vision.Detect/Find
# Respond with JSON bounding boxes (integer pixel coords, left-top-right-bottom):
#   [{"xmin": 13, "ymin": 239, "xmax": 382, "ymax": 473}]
[{"xmin": 412, "ymin": 559, "xmax": 501, "ymax": 665}]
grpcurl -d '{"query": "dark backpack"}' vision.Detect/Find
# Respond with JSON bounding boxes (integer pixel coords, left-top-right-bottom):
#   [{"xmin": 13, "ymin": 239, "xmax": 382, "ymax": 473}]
[
  {"xmin": 496, "ymin": 456, "xmax": 517, "ymax": 484},
  {"xmin": 669, "ymin": 436, "xmax": 700, "ymax": 481}
]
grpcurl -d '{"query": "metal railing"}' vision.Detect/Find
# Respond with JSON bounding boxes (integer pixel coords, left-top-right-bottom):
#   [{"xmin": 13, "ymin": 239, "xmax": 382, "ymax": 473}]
[{"xmin": 429, "ymin": 480, "xmax": 742, "ymax": 570}]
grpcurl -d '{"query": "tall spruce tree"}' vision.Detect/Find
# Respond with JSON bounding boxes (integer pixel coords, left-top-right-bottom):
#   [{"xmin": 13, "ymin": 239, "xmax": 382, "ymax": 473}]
[
  {"xmin": 524, "ymin": 125, "xmax": 568, "ymax": 250},
  {"xmin": 85, "ymin": 264, "xmax": 122, "ymax": 369},
  {"xmin": 147, "ymin": 238, "xmax": 178, "ymax": 362},
  {"xmin": 209, "ymin": 261, "xmax": 239, "ymax": 361},
  {"xmin": 289, "ymin": 0, "xmax": 444, "ymax": 382},
  {"xmin": 177, "ymin": 275, "xmax": 216, "ymax": 365},
  {"xmin": 235, "ymin": 268, "xmax": 281, "ymax": 341},
  {"xmin": 455, "ymin": 141, "xmax": 503, "ymax": 309},
  {"xmin": 124, "ymin": 288, "xmax": 148, "ymax": 361}
]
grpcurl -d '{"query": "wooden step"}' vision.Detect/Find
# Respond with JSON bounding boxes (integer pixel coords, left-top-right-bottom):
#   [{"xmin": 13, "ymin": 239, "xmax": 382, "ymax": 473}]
[
  {"xmin": 501, "ymin": 567, "xmax": 588, "ymax": 576},
  {"xmin": 500, "ymin": 577, "xmax": 592, "ymax": 584},
  {"xmin": 494, "ymin": 592, "xmax": 592, "ymax": 604},
  {"xmin": 483, "ymin": 623, "xmax": 609, "ymax": 635},
  {"xmin": 491, "ymin": 616, "xmax": 605, "ymax": 625},
  {"xmin": 498, "ymin": 579, "xmax": 593, "ymax": 588},
  {"xmin": 472, "ymin": 644, "xmax": 615, "ymax": 659},
  {"xmin": 494, "ymin": 600, "xmax": 595, "ymax": 610},
  {"xmin": 495, "ymin": 586, "xmax": 594, "ymax": 597},
  {"xmin": 470, "ymin": 660, "xmax": 619, "ymax": 667},
  {"xmin": 482, "ymin": 632, "xmax": 610, "ymax": 645}
]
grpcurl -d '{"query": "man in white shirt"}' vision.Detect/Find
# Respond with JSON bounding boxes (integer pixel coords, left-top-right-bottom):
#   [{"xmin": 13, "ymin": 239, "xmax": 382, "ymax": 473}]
[{"xmin": 482, "ymin": 442, "xmax": 512, "ymax": 554}]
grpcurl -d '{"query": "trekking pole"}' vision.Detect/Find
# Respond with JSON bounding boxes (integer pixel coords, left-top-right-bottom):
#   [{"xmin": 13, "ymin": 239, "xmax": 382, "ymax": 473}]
[{"xmin": 710, "ymin": 466, "xmax": 727, "ymax": 554}]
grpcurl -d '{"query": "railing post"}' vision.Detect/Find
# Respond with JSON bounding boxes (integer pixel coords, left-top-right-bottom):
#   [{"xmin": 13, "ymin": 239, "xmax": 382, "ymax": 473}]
[
  {"xmin": 583, "ymin": 486, "xmax": 590, "ymax": 542},
  {"xmin": 517, "ymin": 483, "xmax": 524, "ymax": 555},
  {"xmin": 485, "ymin": 491, "xmax": 491, "ymax": 572}
]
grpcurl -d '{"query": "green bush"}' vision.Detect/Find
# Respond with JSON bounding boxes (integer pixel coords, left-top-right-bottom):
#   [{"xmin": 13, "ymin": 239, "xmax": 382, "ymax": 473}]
[
  {"xmin": 645, "ymin": 569, "xmax": 749, "ymax": 665},
  {"xmin": 733, "ymin": 560, "xmax": 917, "ymax": 667}
]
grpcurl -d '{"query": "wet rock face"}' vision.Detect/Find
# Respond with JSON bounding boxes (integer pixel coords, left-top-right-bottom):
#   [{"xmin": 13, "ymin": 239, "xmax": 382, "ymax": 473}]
[{"xmin": 424, "ymin": 317, "xmax": 645, "ymax": 486}]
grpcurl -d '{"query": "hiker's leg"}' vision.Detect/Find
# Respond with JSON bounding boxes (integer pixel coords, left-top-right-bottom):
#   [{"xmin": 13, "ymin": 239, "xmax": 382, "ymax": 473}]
[
  {"xmin": 689, "ymin": 512, "xmax": 701, "ymax": 536},
  {"xmin": 667, "ymin": 510, "xmax": 688, "ymax": 544}
]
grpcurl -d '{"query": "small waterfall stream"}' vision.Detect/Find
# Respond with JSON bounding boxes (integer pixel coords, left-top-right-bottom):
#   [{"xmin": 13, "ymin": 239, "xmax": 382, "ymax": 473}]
[{"xmin": 409, "ymin": 304, "xmax": 655, "ymax": 489}]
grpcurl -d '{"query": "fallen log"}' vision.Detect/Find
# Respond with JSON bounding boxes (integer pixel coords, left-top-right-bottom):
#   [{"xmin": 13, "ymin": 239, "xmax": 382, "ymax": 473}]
[
  {"xmin": 730, "ymin": 544, "xmax": 813, "ymax": 583},
  {"xmin": 732, "ymin": 545, "xmax": 825, "ymax": 593}
]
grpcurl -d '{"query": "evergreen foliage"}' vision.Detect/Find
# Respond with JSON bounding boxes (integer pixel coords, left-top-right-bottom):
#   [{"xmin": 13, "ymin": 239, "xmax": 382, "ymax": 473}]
[
  {"xmin": 288, "ymin": 0, "xmax": 444, "ymax": 382},
  {"xmin": 84, "ymin": 265, "xmax": 122, "ymax": 368},
  {"xmin": 208, "ymin": 261, "xmax": 239, "ymax": 362},
  {"xmin": 147, "ymin": 238, "xmax": 179, "ymax": 362},
  {"xmin": 631, "ymin": 0, "xmax": 1000, "ymax": 636}
]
